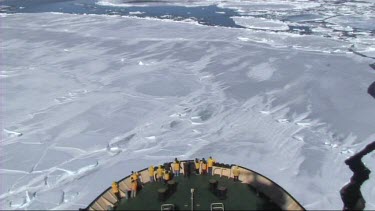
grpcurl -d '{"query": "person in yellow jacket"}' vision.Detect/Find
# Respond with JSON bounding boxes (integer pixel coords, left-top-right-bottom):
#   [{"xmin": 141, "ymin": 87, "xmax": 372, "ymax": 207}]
[
  {"xmin": 201, "ymin": 158, "xmax": 207, "ymax": 175},
  {"xmin": 131, "ymin": 179, "xmax": 138, "ymax": 198},
  {"xmin": 207, "ymin": 156, "xmax": 216, "ymax": 176},
  {"xmin": 233, "ymin": 166, "xmax": 240, "ymax": 182},
  {"xmin": 111, "ymin": 181, "xmax": 120, "ymax": 201},
  {"xmin": 163, "ymin": 170, "xmax": 171, "ymax": 184},
  {"xmin": 131, "ymin": 171, "xmax": 139, "ymax": 181},
  {"xmin": 131, "ymin": 171, "xmax": 142, "ymax": 188},
  {"xmin": 149, "ymin": 165, "xmax": 155, "ymax": 182},
  {"xmin": 156, "ymin": 165, "xmax": 164, "ymax": 182},
  {"xmin": 194, "ymin": 158, "xmax": 200, "ymax": 175},
  {"xmin": 173, "ymin": 160, "xmax": 180, "ymax": 177}
]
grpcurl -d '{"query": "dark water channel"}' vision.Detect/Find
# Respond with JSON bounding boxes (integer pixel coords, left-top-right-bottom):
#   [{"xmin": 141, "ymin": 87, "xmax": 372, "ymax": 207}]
[
  {"xmin": 1, "ymin": 0, "xmax": 332, "ymax": 35},
  {"xmin": 0, "ymin": 0, "xmax": 243, "ymax": 28}
]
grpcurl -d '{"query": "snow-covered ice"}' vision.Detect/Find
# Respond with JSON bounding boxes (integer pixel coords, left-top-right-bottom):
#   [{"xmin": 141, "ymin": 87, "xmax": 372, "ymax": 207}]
[
  {"xmin": 232, "ymin": 16, "xmax": 289, "ymax": 31},
  {"xmin": 1, "ymin": 6, "xmax": 375, "ymax": 211},
  {"xmin": 128, "ymin": 11, "xmax": 144, "ymax": 15},
  {"xmin": 97, "ymin": 0, "xmax": 375, "ymax": 58}
]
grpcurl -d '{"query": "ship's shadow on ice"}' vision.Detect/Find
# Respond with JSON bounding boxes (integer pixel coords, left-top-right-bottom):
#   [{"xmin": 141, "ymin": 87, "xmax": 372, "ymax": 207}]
[
  {"xmin": 367, "ymin": 81, "xmax": 375, "ymax": 99},
  {"xmin": 340, "ymin": 141, "xmax": 375, "ymax": 210}
]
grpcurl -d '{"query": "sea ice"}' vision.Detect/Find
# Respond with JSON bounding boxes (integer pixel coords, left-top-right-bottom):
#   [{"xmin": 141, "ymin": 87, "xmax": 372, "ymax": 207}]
[
  {"xmin": 1, "ymin": 12, "xmax": 374, "ymax": 211},
  {"xmin": 232, "ymin": 16, "xmax": 289, "ymax": 31}
]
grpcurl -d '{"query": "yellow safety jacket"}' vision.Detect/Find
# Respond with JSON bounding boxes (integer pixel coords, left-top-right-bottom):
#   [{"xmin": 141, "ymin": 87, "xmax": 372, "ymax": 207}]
[
  {"xmin": 131, "ymin": 181, "xmax": 137, "ymax": 191},
  {"xmin": 131, "ymin": 172, "xmax": 139, "ymax": 181},
  {"xmin": 201, "ymin": 162, "xmax": 207, "ymax": 170},
  {"xmin": 112, "ymin": 183, "xmax": 119, "ymax": 194},
  {"xmin": 233, "ymin": 168, "xmax": 240, "ymax": 176},
  {"xmin": 208, "ymin": 158, "xmax": 215, "ymax": 167},
  {"xmin": 164, "ymin": 171, "xmax": 170, "ymax": 181},
  {"xmin": 173, "ymin": 162, "xmax": 180, "ymax": 171},
  {"xmin": 157, "ymin": 168, "xmax": 163, "ymax": 178},
  {"xmin": 195, "ymin": 162, "xmax": 200, "ymax": 169},
  {"xmin": 149, "ymin": 167, "xmax": 155, "ymax": 177}
]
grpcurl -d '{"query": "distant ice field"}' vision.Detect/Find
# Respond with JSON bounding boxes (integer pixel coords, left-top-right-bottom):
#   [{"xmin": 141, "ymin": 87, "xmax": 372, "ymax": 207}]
[
  {"xmin": 97, "ymin": 0, "xmax": 375, "ymax": 57},
  {"xmin": 1, "ymin": 0, "xmax": 375, "ymax": 57}
]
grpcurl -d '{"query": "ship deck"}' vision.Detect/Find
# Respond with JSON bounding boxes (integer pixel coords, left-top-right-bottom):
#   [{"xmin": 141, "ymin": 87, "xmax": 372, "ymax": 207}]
[{"xmin": 115, "ymin": 174, "xmax": 280, "ymax": 210}]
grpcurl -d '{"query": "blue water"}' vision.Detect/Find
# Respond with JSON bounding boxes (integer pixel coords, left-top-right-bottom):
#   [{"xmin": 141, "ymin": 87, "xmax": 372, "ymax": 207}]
[
  {"xmin": 0, "ymin": 0, "xmax": 243, "ymax": 28},
  {"xmin": 0, "ymin": 0, "xmax": 326, "ymax": 35}
]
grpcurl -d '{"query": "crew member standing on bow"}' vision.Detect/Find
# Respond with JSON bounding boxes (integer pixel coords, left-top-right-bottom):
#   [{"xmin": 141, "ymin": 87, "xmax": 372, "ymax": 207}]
[
  {"xmin": 194, "ymin": 158, "xmax": 200, "ymax": 175},
  {"xmin": 149, "ymin": 165, "xmax": 155, "ymax": 182},
  {"xmin": 157, "ymin": 165, "xmax": 164, "ymax": 182},
  {"xmin": 131, "ymin": 179, "xmax": 137, "ymax": 198},
  {"xmin": 173, "ymin": 158, "xmax": 181, "ymax": 177},
  {"xmin": 163, "ymin": 170, "xmax": 171, "ymax": 184},
  {"xmin": 201, "ymin": 158, "xmax": 207, "ymax": 175},
  {"xmin": 112, "ymin": 181, "xmax": 120, "ymax": 201},
  {"xmin": 233, "ymin": 166, "xmax": 240, "ymax": 182},
  {"xmin": 131, "ymin": 171, "xmax": 142, "ymax": 189},
  {"xmin": 207, "ymin": 156, "xmax": 216, "ymax": 176}
]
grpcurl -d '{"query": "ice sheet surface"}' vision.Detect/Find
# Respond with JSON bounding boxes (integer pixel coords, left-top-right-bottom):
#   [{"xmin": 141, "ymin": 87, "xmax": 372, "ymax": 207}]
[{"xmin": 1, "ymin": 12, "xmax": 375, "ymax": 210}]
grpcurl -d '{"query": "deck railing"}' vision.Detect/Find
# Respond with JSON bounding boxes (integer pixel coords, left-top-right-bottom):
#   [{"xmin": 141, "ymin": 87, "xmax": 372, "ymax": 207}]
[{"xmin": 85, "ymin": 160, "xmax": 305, "ymax": 211}]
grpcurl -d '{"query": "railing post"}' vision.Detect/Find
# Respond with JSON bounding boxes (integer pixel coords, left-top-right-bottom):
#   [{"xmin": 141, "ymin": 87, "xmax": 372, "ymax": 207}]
[{"xmin": 191, "ymin": 188, "xmax": 194, "ymax": 211}]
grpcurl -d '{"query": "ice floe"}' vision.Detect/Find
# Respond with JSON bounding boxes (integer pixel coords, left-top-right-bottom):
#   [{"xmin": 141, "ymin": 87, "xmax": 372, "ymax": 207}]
[
  {"xmin": 128, "ymin": 11, "xmax": 144, "ymax": 15},
  {"xmin": 232, "ymin": 16, "xmax": 289, "ymax": 31}
]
